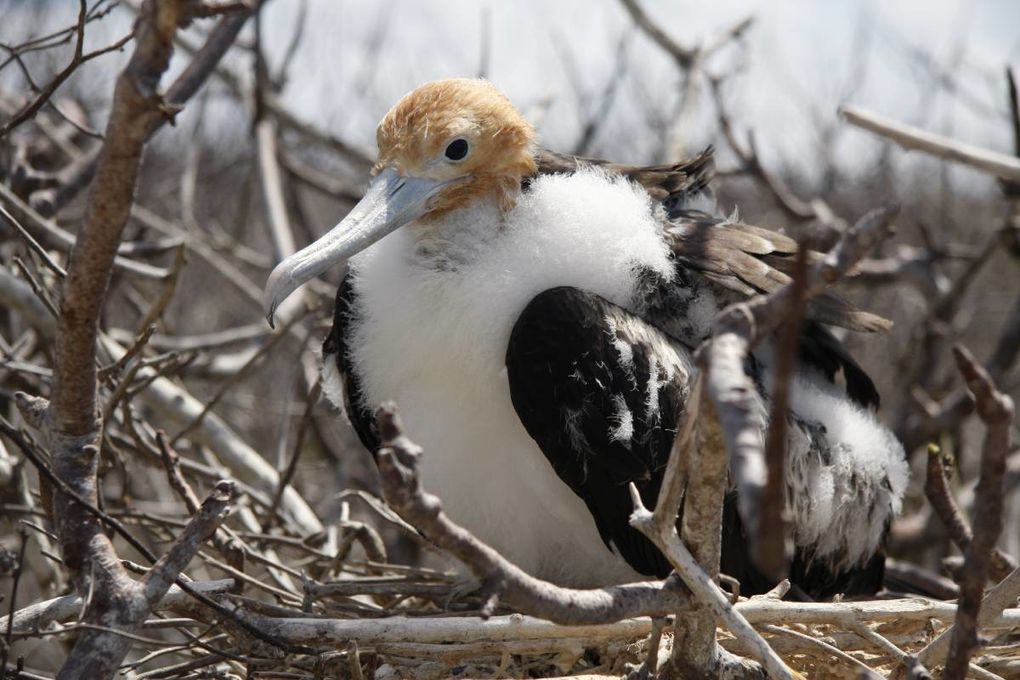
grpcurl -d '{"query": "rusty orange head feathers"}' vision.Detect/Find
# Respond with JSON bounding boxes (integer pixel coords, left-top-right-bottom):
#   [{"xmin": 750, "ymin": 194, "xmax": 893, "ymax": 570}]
[{"xmin": 375, "ymin": 78, "xmax": 537, "ymax": 215}]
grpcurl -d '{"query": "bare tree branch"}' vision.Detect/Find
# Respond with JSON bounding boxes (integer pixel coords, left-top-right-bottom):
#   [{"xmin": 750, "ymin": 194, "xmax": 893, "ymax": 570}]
[
  {"xmin": 924, "ymin": 444, "xmax": 1017, "ymax": 582},
  {"xmin": 940, "ymin": 345, "xmax": 1015, "ymax": 680},
  {"xmin": 0, "ymin": 2, "xmax": 131, "ymax": 140},
  {"xmin": 841, "ymin": 105, "xmax": 1020, "ymax": 182}
]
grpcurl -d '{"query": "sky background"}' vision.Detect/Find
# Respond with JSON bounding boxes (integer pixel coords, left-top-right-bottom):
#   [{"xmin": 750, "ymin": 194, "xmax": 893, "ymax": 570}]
[
  {"xmin": 3, "ymin": 1, "xmax": 1019, "ymax": 182},
  {"xmin": 252, "ymin": 0, "xmax": 1020, "ymax": 169}
]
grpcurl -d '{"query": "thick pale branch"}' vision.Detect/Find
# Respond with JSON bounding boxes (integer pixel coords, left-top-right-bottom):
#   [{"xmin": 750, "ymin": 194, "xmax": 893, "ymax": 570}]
[
  {"xmin": 0, "ymin": 579, "xmax": 234, "ymax": 634},
  {"xmin": 841, "ymin": 105, "xmax": 1020, "ymax": 182},
  {"xmin": 12, "ymin": 593, "xmax": 1020, "ymax": 642}
]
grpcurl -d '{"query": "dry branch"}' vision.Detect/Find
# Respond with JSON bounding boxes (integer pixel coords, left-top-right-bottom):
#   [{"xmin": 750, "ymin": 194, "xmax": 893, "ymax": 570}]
[
  {"xmin": 630, "ymin": 476, "xmax": 794, "ymax": 679},
  {"xmin": 98, "ymin": 334, "xmax": 324, "ymax": 532},
  {"xmin": 10, "ymin": 590, "xmax": 1020, "ymax": 644},
  {"xmin": 0, "ymin": 2, "xmax": 131, "ymax": 140},
  {"xmin": 919, "ymin": 567, "xmax": 1020, "ymax": 671},
  {"xmin": 939, "ymin": 345, "xmax": 1015, "ymax": 680},
  {"xmin": 841, "ymin": 105, "xmax": 1020, "ymax": 182},
  {"xmin": 28, "ymin": 11, "xmax": 253, "ymax": 217},
  {"xmin": 669, "ymin": 378, "xmax": 724, "ymax": 675},
  {"xmin": 0, "ymin": 182, "xmax": 168, "ymax": 279},
  {"xmin": 3, "ymin": 2, "xmax": 251, "ymax": 677},
  {"xmin": 925, "ymin": 445, "xmax": 1017, "ymax": 582},
  {"xmin": 0, "ymin": 579, "xmax": 234, "ymax": 635},
  {"xmin": 756, "ymin": 245, "xmax": 808, "ymax": 580},
  {"xmin": 44, "ymin": 0, "xmax": 187, "ymax": 590}
]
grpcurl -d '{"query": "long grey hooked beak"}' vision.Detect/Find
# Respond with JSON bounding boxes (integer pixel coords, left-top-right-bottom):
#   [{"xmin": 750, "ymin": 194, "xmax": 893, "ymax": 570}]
[{"xmin": 262, "ymin": 167, "xmax": 465, "ymax": 327}]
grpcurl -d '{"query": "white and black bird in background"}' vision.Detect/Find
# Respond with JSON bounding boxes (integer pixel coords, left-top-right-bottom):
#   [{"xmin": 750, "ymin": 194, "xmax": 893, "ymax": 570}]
[{"xmin": 263, "ymin": 78, "xmax": 909, "ymax": 599}]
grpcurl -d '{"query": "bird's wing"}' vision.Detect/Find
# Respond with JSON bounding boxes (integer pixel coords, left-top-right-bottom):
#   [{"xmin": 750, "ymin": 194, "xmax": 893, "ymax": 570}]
[
  {"xmin": 534, "ymin": 146, "xmax": 715, "ymax": 207},
  {"xmin": 663, "ymin": 212, "xmax": 891, "ymax": 334},
  {"xmin": 506, "ymin": 287, "xmax": 892, "ymax": 597},
  {"xmin": 661, "ymin": 212, "xmax": 887, "ymax": 408},
  {"xmin": 322, "ymin": 272, "xmax": 380, "ymax": 454},
  {"xmin": 505, "ymin": 286, "xmax": 692, "ymax": 577}
]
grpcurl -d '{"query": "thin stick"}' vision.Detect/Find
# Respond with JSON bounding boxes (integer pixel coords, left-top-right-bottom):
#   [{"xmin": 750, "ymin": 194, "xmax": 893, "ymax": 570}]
[{"xmin": 756, "ymin": 245, "xmax": 808, "ymax": 578}]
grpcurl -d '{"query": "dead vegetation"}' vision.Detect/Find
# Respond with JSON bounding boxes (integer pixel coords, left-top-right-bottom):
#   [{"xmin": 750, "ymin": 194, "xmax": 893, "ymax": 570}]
[{"xmin": 0, "ymin": 1, "xmax": 1018, "ymax": 678}]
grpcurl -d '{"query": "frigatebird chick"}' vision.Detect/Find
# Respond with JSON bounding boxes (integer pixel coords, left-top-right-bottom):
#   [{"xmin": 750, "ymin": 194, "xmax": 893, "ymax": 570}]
[{"xmin": 263, "ymin": 79, "xmax": 908, "ymax": 598}]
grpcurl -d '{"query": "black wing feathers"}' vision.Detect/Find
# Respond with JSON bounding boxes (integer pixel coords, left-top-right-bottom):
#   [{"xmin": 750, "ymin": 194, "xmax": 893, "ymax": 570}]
[
  {"xmin": 323, "ymin": 273, "xmax": 380, "ymax": 454},
  {"xmin": 505, "ymin": 287, "xmax": 886, "ymax": 596},
  {"xmin": 506, "ymin": 286, "xmax": 690, "ymax": 577}
]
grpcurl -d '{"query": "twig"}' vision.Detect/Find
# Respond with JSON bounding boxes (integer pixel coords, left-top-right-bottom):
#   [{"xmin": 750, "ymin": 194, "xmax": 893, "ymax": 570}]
[
  {"xmin": 169, "ymin": 309, "xmax": 306, "ymax": 446},
  {"xmin": 0, "ymin": 182, "xmax": 168, "ymax": 279},
  {"xmin": 755, "ymin": 245, "xmax": 808, "ymax": 579},
  {"xmin": 618, "ymin": 0, "xmax": 752, "ymax": 157},
  {"xmin": 919, "ymin": 567, "xmax": 1020, "ymax": 671},
  {"xmin": 140, "ymin": 482, "xmax": 236, "ymax": 606},
  {"xmin": 761, "ymin": 624, "xmax": 879, "ymax": 677},
  {"xmin": 939, "ymin": 345, "xmax": 1015, "ymax": 680},
  {"xmin": 11, "ymin": 256, "xmax": 59, "ymax": 321},
  {"xmin": 96, "ymin": 334, "xmax": 324, "ymax": 533},
  {"xmin": 710, "ymin": 75, "xmax": 841, "ymax": 227},
  {"xmin": 848, "ymin": 622, "xmax": 931, "ymax": 678},
  {"xmin": 0, "ymin": 528, "xmax": 28, "ymax": 672},
  {"xmin": 0, "ymin": 2, "xmax": 132, "ymax": 139},
  {"xmin": 0, "ymin": 267, "xmax": 57, "ymax": 337},
  {"xmin": 29, "ymin": 11, "xmax": 253, "ymax": 217},
  {"xmin": 924, "ymin": 445, "xmax": 1016, "ymax": 582},
  {"xmin": 99, "ymin": 324, "xmax": 157, "ymax": 382},
  {"xmin": 0, "ymin": 580, "xmax": 235, "ymax": 635},
  {"xmin": 572, "ymin": 32, "xmax": 632, "ymax": 157},
  {"xmin": 136, "ymin": 244, "xmax": 187, "ymax": 334},
  {"xmin": 840, "ymin": 105, "xmax": 1020, "ymax": 182},
  {"xmin": 618, "ymin": 0, "xmax": 690, "ymax": 67},
  {"xmin": 263, "ymin": 380, "xmax": 321, "ymax": 533},
  {"xmin": 0, "ymin": 203, "xmax": 67, "ymax": 278},
  {"xmin": 156, "ymin": 431, "xmax": 246, "ymax": 582}
]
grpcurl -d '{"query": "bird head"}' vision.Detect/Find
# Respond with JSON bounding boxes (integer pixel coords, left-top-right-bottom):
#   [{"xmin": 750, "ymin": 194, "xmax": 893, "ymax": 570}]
[{"xmin": 262, "ymin": 78, "xmax": 536, "ymax": 326}]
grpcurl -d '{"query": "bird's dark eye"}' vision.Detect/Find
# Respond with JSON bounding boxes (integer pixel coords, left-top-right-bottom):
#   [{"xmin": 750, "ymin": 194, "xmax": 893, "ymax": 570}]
[{"xmin": 444, "ymin": 138, "xmax": 470, "ymax": 161}]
